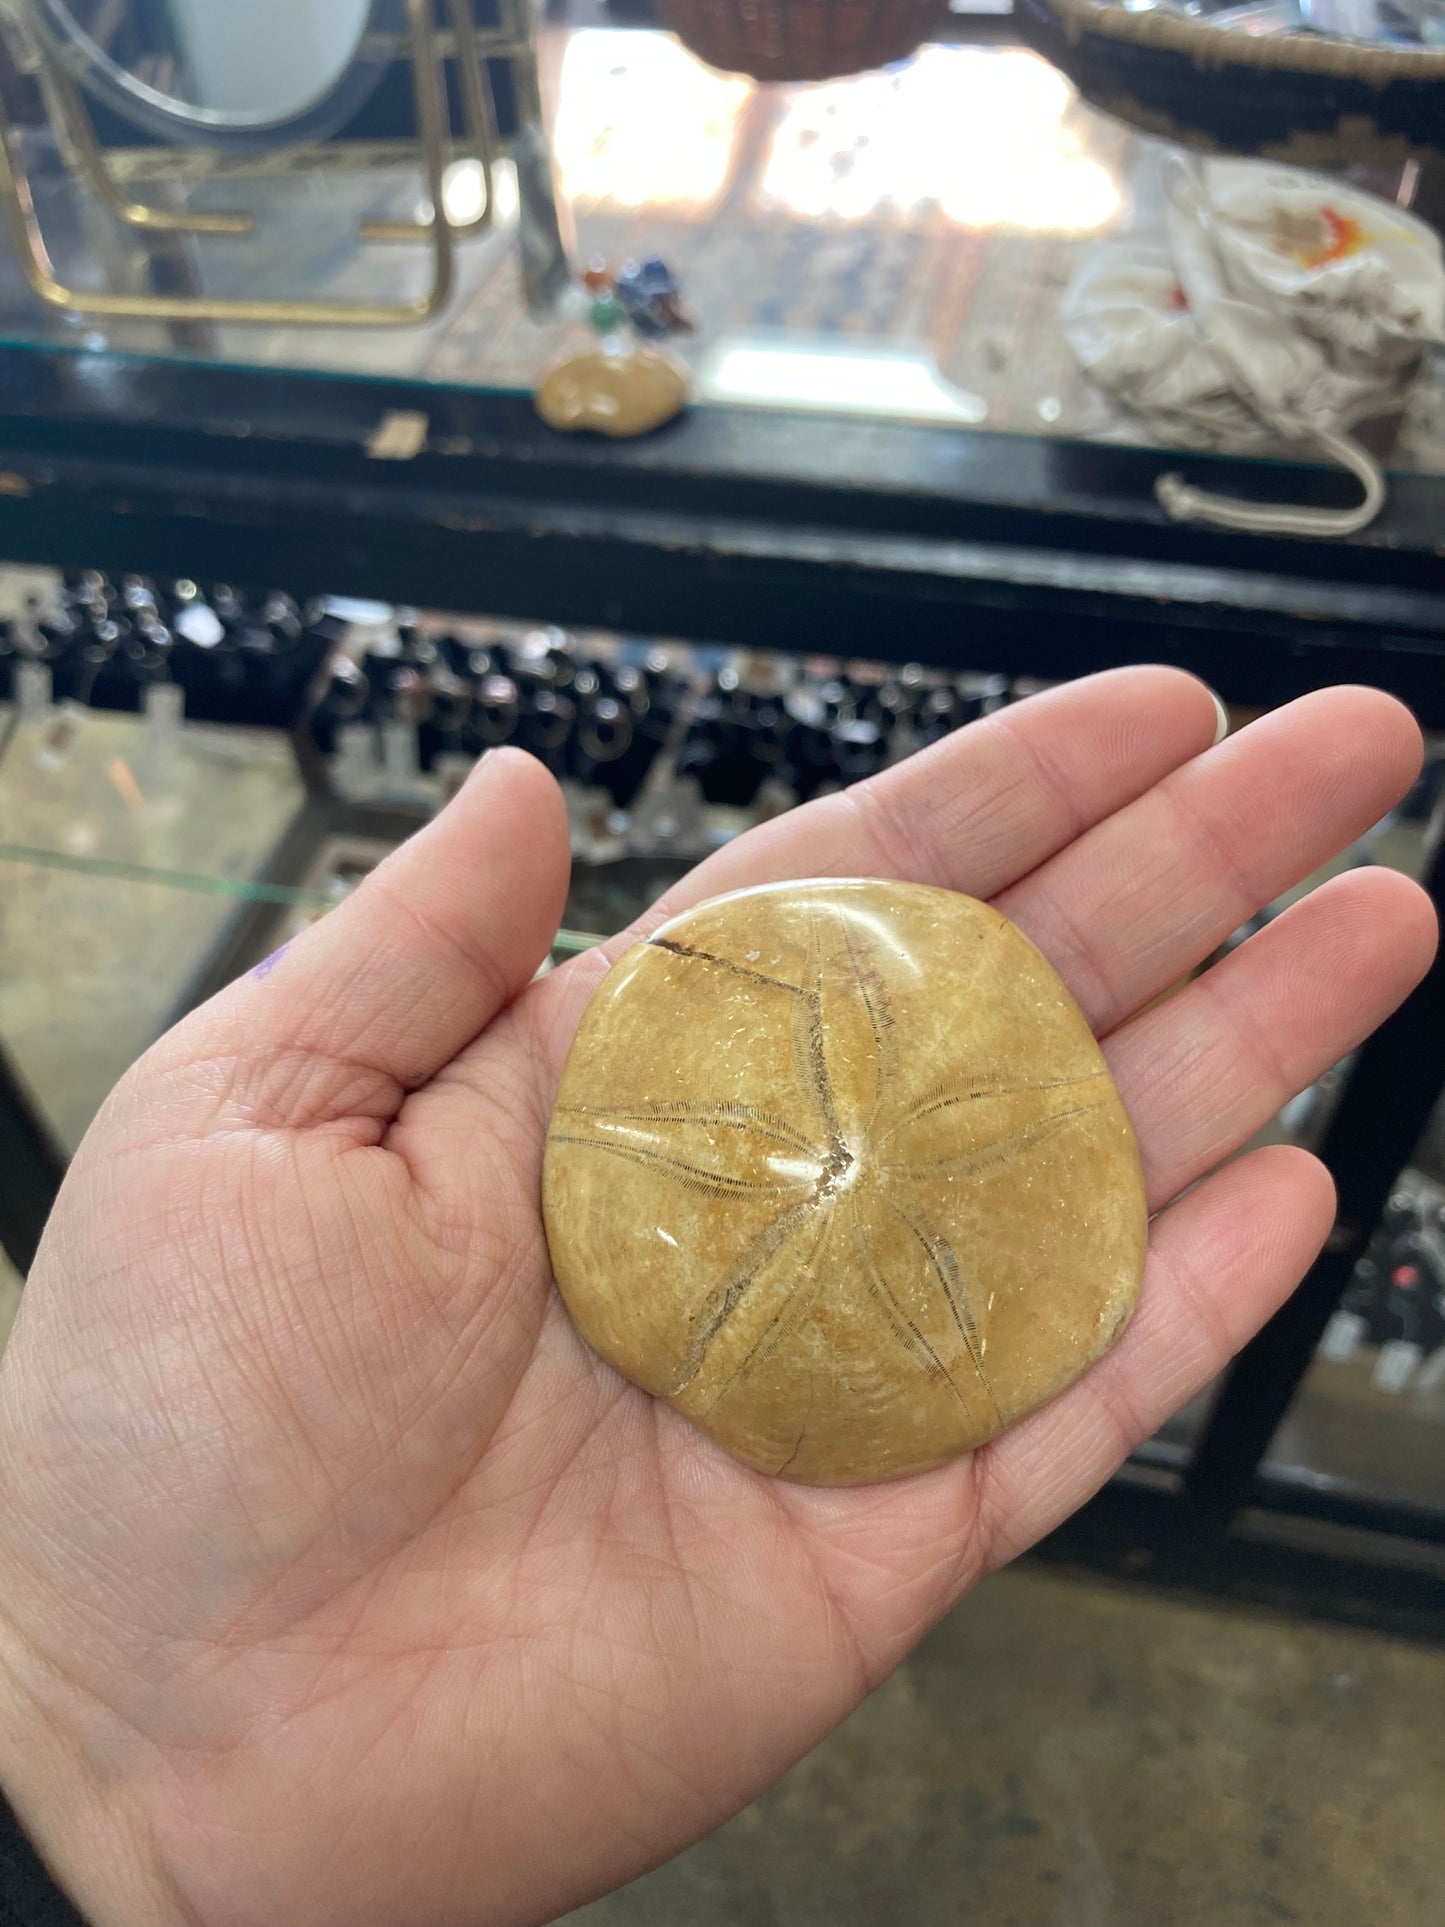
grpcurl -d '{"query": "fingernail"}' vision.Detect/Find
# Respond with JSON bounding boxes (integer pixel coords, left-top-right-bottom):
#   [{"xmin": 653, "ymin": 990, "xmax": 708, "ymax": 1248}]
[
  {"xmin": 442, "ymin": 748, "xmax": 500, "ymax": 806},
  {"xmin": 1204, "ymin": 684, "xmax": 1230, "ymax": 745}
]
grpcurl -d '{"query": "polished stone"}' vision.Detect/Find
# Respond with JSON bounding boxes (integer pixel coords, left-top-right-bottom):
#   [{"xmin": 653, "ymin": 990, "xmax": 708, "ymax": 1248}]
[
  {"xmin": 534, "ymin": 342, "xmax": 689, "ymax": 437},
  {"xmin": 543, "ymin": 878, "xmax": 1147, "ymax": 1484}
]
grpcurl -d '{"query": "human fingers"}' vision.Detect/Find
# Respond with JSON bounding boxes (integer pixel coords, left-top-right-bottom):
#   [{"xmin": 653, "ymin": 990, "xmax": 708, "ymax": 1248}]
[
  {"xmin": 146, "ymin": 748, "xmax": 569, "ymax": 1135},
  {"xmin": 529, "ymin": 665, "xmax": 1223, "ymax": 1058},
  {"xmin": 967, "ymin": 1143, "xmax": 1337, "ymax": 1576},
  {"xmin": 1105, "ymin": 863, "xmax": 1437, "ymax": 1211},
  {"xmin": 995, "ymin": 685, "xmax": 1423, "ymax": 1037}
]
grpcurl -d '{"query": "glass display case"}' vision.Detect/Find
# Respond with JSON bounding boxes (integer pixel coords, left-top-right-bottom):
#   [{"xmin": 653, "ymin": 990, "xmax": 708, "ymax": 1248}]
[
  {"xmin": 0, "ymin": 1, "xmax": 1442, "ymax": 1623},
  {"xmin": 1261, "ymin": 1092, "xmax": 1445, "ymax": 1520},
  {"xmin": 2, "ymin": 557, "xmax": 1441, "ymax": 1618}
]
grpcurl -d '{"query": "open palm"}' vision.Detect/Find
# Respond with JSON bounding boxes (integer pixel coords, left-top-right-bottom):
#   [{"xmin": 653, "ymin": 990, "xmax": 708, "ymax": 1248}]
[{"xmin": 0, "ymin": 669, "xmax": 1433, "ymax": 1927}]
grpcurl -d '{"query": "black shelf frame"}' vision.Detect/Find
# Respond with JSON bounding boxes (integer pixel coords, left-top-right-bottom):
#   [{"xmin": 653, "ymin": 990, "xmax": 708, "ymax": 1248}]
[
  {"xmin": 0, "ymin": 346, "xmax": 1441, "ymax": 717},
  {"xmin": 0, "ymin": 343, "xmax": 1442, "ymax": 1627}
]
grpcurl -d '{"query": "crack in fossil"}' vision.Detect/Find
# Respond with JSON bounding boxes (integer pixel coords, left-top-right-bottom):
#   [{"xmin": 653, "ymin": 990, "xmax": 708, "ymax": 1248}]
[
  {"xmin": 840, "ymin": 913, "xmax": 898, "ymax": 1138},
  {"xmin": 649, "ymin": 936, "xmax": 803, "ymax": 996},
  {"xmin": 705, "ymin": 1204, "xmax": 835, "ymax": 1413},
  {"xmin": 795, "ymin": 904, "xmax": 844, "ymax": 1144}
]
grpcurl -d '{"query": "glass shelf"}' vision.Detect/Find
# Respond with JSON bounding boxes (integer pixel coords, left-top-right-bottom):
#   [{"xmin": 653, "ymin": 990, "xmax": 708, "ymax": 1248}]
[
  {"xmin": 0, "ymin": 703, "xmax": 305, "ymax": 1150},
  {"xmin": 1, "ymin": 18, "xmax": 1440, "ymax": 470},
  {"xmin": 0, "ymin": 689, "xmax": 612, "ymax": 1151},
  {"xmin": 1262, "ymin": 1090, "xmax": 1445, "ymax": 1518}
]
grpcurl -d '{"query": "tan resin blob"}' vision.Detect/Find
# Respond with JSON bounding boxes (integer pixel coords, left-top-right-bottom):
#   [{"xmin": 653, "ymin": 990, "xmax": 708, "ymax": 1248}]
[
  {"xmin": 543, "ymin": 879, "xmax": 1148, "ymax": 1485},
  {"xmin": 534, "ymin": 344, "xmax": 689, "ymax": 437}
]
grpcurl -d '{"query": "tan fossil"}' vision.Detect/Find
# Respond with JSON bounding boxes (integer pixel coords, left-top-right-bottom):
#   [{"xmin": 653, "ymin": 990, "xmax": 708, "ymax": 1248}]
[{"xmin": 543, "ymin": 879, "xmax": 1147, "ymax": 1485}]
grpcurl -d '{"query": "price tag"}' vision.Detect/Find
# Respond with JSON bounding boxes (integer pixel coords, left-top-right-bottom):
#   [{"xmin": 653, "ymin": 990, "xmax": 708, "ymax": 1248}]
[
  {"xmin": 382, "ymin": 719, "xmax": 420, "ymax": 790},
  {"xmin": 1319, "ymin": 1310, "xmax": 1367, "ymax": 1363},
  {"xmin": 14, "ymin": 660, "xmax": 51, "ymax": 723},
  {"xmin": 1372, "ymin": 1340, "xmax": 1422, "ymax": 1395},
  {"xmin": 334, "ymin": 722, "xmax": 380, "ymax": 800},
  {"xmin": 144, "ymin": 681, "xmax": 185, "ymax": 751},
  {"xmin": 33, "ymin": 698, "xmax": 84, "ymax": 771}
]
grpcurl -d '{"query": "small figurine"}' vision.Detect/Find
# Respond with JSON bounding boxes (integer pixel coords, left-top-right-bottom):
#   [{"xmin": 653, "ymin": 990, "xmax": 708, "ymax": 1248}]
[
  {"xmin": 535, "ymin": 255, "xmax": 692, "ymax": 439},
  {"xmin": 614, "ymin": 256, "xmax": 695, "ymax": 340}
]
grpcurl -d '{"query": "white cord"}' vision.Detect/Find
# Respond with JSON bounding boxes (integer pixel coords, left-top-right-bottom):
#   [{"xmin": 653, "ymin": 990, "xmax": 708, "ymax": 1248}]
[
  {"xmin": 1155, "ymin": 425, "xmax": 1386, "ymax": 539},
  {"xmin": 1153, "ymin": 154, "xmax": 1392, "ymax": 538}
]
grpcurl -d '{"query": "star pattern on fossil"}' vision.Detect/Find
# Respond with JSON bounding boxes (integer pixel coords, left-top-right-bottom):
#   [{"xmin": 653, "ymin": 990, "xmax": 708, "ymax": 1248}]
[{"xmin": 548, "ymin": 902, "xmax": 1107, "ymax": 1417}]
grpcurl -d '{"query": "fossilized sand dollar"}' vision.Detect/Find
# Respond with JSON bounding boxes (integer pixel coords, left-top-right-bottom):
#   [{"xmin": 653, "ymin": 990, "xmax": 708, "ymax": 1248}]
[{"xmin": 543, "ymin": 879, "xmax": 1147, "ymax": 1485}]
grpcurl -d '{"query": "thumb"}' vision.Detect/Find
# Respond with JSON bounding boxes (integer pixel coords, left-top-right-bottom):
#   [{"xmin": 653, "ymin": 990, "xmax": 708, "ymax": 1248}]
[{"xmin": 148, "ymin": 748, "xmax": 571, "ymax": 1133}]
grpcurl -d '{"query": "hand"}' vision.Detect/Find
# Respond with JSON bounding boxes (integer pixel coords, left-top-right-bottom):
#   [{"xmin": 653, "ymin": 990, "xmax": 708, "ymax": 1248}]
[{"xmin": 0, "ymin": 671, "xmax": 1432, "ymax": 1927}]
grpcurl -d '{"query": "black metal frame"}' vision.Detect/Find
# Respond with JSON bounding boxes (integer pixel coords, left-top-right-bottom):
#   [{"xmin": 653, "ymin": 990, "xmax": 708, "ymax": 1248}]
[
  {"xmin": 0, "ymin": 348, "xmax": 1441, "ymax": 718},
  {"xmin": 0, "ymin": 344, "xmax": 1442, "ymax": 1625},
  {"xmin": 0, "ymin": 1035, "xmax": 67, "ymax": 1277},
  {"xmin": 1186, "ymin": 823, "xmax": 1445, "ymax": 1534}
]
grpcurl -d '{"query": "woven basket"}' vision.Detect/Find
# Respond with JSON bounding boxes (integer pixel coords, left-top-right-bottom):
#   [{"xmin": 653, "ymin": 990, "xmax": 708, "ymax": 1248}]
[{"xmin": 656, "ymin": 0, "xmax": 951, "ymax": 82}]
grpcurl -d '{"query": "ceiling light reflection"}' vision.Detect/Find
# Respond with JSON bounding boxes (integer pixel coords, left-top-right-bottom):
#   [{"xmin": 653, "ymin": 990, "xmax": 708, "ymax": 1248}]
[
  {"xmin": 702, "ymin": 339, "xmax": 987, "ymax": 423},
  {"xmin": 442, "ymin": 159, "xmax": 488, "ymax": 226},
  {"xmin": 758, "ymin": 48, "xmax": 1121, "ymax": 234},
  {"xmin": 553, "ymin": 29, "xmax": 753, "ymax": 213}
]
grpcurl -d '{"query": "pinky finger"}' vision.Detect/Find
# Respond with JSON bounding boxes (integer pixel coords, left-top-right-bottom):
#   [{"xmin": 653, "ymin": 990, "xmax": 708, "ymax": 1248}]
[{"xmin": 967, "ymin": 1144, "xmax": 1336, "ymax": 1578}]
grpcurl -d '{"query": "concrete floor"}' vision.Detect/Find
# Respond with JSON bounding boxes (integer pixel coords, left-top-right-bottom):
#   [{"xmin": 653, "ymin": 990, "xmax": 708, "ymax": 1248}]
[{"xmin": 562, "ymin": 1565, "xmax": 1445, "ymax": 1927}]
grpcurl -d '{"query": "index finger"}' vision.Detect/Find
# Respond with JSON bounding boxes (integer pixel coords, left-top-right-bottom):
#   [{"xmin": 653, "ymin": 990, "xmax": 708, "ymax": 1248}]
[{"xmin": 525, "ymin": 664, "xmax": 1224, "ymax": 1063}]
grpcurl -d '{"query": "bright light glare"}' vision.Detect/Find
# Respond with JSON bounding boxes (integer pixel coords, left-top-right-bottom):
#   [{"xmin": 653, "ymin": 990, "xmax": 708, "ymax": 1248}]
[
  {"xmin": 553, "ymin": 30, "xmax": 753, "ymax": 213},
  {"xmin": 705, "ymin": 341, "xmax": 988, "ymax": 423},
  {"xmin": 442, "ymin": 159, "xmax": 487, "ymax": 225},
  {"xmin": 758, "ymin": 48, "xmax": 1121, "ymax": 233}
]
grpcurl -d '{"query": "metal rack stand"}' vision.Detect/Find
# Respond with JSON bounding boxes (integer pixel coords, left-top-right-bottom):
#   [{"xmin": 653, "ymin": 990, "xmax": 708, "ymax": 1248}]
[
  {"xmin": 0, "ymin": 1034, "xmax": 65, "ymax": 1277},
  {"xmin": 1185, "ymin": 820, "xmax": 1445, "ymax": 1541},
  {"xmin": 0, "ymin": 0, "xmax": 552, "ymax": 325}
]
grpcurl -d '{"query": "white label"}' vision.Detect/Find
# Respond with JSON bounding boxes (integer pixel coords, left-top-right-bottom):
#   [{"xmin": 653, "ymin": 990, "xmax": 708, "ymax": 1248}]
[
  {"xmin": 1319, "ymin": 1310, "xmax": 1367, "ymax": 1364},
  {"xmin": 33, "ymin": 698, "xmax": 84, "ymax": 771},
  {"xmin": 174, "ymin": 604, "xmax": 225, "ymax": 647},
  {"xmin": 144, "ymin": 680, "xmax": 185, "ymax": 749},
  {"xmin": 1373, "ymin": 1341, "xmax": 1422, "ymax": 1395},
  {"xmin": 365, "ymin": 411, "xmax": 429, "ymax": 462},
  {"xmin": 631, "ymin": 773, "xmax": 704, "ymax": 852},
  {"xmin": 382, "ymin": 719, "xmax": 419, "ymax": 788},
  {"xmin": 334, "ymin": 722, "xmax": 379, "ymax": 800},
  {"xmin": 15, "ymin": 660, "xmax": 51, "ymax": 723}
]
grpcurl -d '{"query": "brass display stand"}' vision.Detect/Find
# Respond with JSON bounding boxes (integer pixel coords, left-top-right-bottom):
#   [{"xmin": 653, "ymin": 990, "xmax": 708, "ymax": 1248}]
[{"xmin": 0, "ymin": 0, "xmax": 546, "ymax": 325}]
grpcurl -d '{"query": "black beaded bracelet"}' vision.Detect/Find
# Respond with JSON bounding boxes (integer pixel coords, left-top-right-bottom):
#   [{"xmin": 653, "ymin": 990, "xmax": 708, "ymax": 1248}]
[{"xmin": 0, "ymin": 1793, "xmax": 89, "ymax": 1927}]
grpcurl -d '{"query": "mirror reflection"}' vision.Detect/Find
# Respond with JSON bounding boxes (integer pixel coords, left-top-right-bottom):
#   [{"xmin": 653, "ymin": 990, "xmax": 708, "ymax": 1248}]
[{"xmin": 41, "ymin": 0, "xmax": 375, "ymax": 126}]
